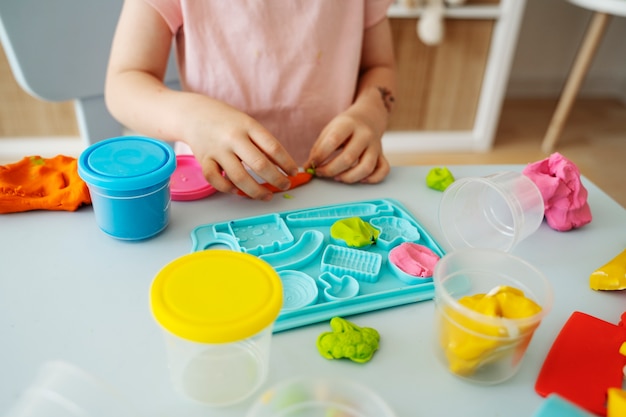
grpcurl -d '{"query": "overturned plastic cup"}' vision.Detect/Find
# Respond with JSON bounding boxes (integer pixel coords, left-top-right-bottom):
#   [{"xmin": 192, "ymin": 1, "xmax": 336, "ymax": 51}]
[
  {"xmin": 438, "ymin": 171, "xmax": 544, "ymax": 252},
  {"xmin": 150, "ymin": 250, "xmax": 283, "ymax": 407},
  {"xmin": 78, "ymin": 136, "xmax": 176, "ymax": 240},
  {"xmin": 432, "ymin": 248, "xmax": 553, "ymax": 384},
  {"xmin": 4, "ymin": 361, "xmax": 138, "ymax": 417},
  {"xmin": 246, "ymin": 376, "xmax": 397, "ymax": 417}
]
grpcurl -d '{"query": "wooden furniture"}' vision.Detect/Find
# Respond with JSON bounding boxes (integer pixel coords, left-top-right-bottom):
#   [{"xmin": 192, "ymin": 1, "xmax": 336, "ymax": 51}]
[
  {"xmin": 541, "ymin": 0, "xmax": 626, "ymax": 153},
  {"xmin": 384, "ymin": 0, "xmax": 527, "ymax": 153}
]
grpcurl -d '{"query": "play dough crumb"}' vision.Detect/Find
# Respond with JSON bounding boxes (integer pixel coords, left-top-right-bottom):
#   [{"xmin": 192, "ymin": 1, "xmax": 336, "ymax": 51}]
[
  {"xmin": 426, "ymin": 167, "xmax": 455, "ymax": 191},
  {"xmin": 389, "ymin": 242, "xmax": 440, "ymax": 277},
  {"xmin": 317, "ymin": 317, "xmax": 380, "ymax": 363}
]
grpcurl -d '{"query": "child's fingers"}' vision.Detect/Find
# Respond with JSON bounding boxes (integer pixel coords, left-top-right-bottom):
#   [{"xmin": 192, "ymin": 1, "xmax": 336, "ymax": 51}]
[
  {"xmin": 359, "ymin": 155, "xmax": 390, "ymax": 184},
  {"xmin": 236, "ymin": 171, "xmax": 313, "ymax": 198},
  {"xmin": 248, "ymin": 126, "xmax": 299, "ymax": 177},
  {"xmin": 227, "ymin": 133, "xmax": 289, "ymax": 188},
  {"xmin": 200, "ymin": 159, "xmax": 236, "ymax": 194},
  {"xmin": 215, "ymin": 155, "xmax": 274, "ymax": 201},
  {"xmin": 308, "ymin": 119, "xmax": 353, "ymax": 172}
]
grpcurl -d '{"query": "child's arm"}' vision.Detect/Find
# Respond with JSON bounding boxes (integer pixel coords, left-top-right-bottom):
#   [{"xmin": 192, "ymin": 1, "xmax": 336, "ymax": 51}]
[
  {"xmin": 306, "ymin": 16, "xmax": 396, "ymax": 184},
  {"xmin": 105, "ymin": 0, "xmax": 298, "ymax": 201}
]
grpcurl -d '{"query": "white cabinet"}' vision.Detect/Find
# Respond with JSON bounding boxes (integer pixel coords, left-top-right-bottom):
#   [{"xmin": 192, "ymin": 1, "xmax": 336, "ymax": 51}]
[{"xmin": 383, "ymin": 0, "xmax": 527, "ymax": 153}]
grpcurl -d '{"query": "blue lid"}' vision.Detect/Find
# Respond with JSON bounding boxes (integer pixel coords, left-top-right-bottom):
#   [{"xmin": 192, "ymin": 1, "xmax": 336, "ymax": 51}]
[{"xmin": 78, "ymin": 136, "xmax": 176, "ymax": 190}]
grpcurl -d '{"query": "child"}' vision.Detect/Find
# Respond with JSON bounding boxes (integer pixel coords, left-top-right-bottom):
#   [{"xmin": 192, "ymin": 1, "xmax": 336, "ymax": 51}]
[{"xmin": 105, "ymin": 0, "xmax": 396, "ymax": 200}]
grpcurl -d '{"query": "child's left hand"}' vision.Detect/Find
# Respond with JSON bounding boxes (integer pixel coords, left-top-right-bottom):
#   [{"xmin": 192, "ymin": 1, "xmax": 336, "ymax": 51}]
[{"xmin": 306, "ymin": 103, "xmax": 390, "ymax": 184}]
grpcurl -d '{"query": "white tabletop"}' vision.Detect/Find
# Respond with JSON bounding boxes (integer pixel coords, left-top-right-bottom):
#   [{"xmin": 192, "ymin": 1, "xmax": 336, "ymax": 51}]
[{"xmin": 1, "ymin": 165, "xmax": 624, "ymax": 417}]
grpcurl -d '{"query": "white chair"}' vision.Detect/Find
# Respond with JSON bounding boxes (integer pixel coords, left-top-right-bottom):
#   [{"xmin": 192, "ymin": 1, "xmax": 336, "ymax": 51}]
[
  {"xmin": 541, "ymin": 0, "xmax": 626, "ymax": 153},
  {"xmin": 0, "ymin": 0, "xmax": 179, "ymax": 146}
]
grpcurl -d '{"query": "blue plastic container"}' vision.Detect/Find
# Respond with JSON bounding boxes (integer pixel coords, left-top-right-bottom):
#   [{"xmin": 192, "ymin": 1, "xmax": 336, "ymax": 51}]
[{"xmin": 78, "ymin": 136, "xmax": 176, "ymax": 240}]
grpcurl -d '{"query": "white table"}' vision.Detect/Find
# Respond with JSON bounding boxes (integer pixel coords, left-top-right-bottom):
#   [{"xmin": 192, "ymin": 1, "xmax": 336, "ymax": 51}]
[{"xmin": 1, "ymin": 165, "xmax": 624, "ymax": 417}]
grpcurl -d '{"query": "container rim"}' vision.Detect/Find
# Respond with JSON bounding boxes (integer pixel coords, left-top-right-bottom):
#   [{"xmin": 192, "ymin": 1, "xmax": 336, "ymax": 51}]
[
  {"xmin": 433, "ymin": 248, "xmax": 554, "ymax": 333},
  {"xmin": 78, "ymin": 136, "xmax": 176, "ymax": 191}
]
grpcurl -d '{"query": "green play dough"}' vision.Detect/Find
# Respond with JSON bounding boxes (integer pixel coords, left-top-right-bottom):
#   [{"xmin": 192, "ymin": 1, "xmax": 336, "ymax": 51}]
[
  {"xmin": 330, "ymin": 217, "xmax": 379, "ymax": 248},
  {"xmin": 426, "ymin": 167, "xmax": 455, "ymax": 191},
  {"xmin": 316, "ymin": 317, "xmax": 380, "ymax": 363}
]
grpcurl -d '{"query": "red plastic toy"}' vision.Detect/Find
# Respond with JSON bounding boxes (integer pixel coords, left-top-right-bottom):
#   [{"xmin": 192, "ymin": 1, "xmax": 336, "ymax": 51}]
[{"xmin": 535, "ymin": 311, "xmax": 626, "ymax": 416}]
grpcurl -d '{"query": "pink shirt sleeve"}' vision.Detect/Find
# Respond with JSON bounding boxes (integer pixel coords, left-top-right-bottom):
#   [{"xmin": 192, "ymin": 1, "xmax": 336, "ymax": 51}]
[
  {"xmin": 144, "ymin": 0, "xmax": 183, "ymax": 34},
  {"xmin": 365, "ymin": 0, "xmax": 393, "ymax": 28}
]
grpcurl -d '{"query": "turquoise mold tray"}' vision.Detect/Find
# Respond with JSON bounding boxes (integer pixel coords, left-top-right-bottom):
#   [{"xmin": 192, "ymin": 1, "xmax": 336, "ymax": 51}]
[{"xmin": 190, "ymin": 198, "xmax": 445, "ymax": 332}]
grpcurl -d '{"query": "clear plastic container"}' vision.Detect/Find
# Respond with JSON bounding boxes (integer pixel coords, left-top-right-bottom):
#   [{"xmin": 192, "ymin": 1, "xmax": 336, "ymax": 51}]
[
  {"xmin": 78, "ymin": 136, "xmax": 176, "ymax": 240},
  {"xmin": 150, "ymin": 250, "xmax": 283, "ymax": 407},
  {"xmin": 246, "ymin": 377, "xmax": 397, "ymax": 417},
  {"xmin": 4, "ymin": 361, "xmax": 138, "ymax": 417},
  {"xmin": 432, "ymin": 248, "xmax": 553, "ymax": 384},
  {"xmin": 438, "ymin": 171, "xmax": 544, "ymax": 252}
]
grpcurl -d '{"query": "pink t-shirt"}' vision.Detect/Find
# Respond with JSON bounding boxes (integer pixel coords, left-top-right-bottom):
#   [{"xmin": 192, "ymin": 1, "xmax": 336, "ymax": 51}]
[{"xmin": 144, "ymin": 0, "xmax": 392, "ymax": 165}]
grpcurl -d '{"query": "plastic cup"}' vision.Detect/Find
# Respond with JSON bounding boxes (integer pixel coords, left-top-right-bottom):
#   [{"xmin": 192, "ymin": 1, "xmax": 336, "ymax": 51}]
[
  {"xmin": 150, "ymin": 250, "xmax": 283, "ymax": 407},
  {"xmin": 4, "ymin": 361, "xmax": 137, "ymax": 417},
  {"xmin": 246, "ymin": 376, "xmax": 397, "ymax": 417},
  {"xmin": 78, "ymin": 136, "xmax": 176, "ymax": 240},
  {"xmin": 432, "ymin": 248, "xmax": 553, "ymax": 384},
  {"xmin": 438, "ymin": 171, "xmax": 544, "ymax": 252}
]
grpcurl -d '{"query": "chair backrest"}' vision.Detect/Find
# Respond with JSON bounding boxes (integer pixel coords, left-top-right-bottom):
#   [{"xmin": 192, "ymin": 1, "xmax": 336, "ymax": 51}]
[
  {"xmin": 568, "ymin": 0, "xmax": 626, "ymax": 17},
  {"xmin": 0, "ymin": 0, "xmax": 179, "ymax": 144}
]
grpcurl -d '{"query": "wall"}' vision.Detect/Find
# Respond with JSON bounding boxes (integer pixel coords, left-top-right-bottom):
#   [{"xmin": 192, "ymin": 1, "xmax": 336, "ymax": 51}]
[{"xmin": 507, "ymin": 0, "xmax": 626, "ymax": 100}]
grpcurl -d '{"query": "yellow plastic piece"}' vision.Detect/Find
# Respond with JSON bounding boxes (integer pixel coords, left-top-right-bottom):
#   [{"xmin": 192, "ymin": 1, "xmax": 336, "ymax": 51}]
[
  {"xmin": 607, "ymin": 388, "xmax": 626, "ymax": 417},
  {"xmin": 150, "ymin": 250, "xmax": 283, "ymax": 344},
  {"xmin": 589, "ymin": 249, "xmax": 626, "ymax": 291},
  {"xmin": 441, "ymin": 286, "xmax": 542, "ymax": 376}
]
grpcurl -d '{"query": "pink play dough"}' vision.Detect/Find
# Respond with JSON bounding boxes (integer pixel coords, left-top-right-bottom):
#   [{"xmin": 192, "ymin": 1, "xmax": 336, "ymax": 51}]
[
  {"xmin": 522, "ymin": 152, "xmax": 592, "ymax": 232},
  {"xmin": 389, "ymin": 242, "xmax": 440, "ymax": 277}
]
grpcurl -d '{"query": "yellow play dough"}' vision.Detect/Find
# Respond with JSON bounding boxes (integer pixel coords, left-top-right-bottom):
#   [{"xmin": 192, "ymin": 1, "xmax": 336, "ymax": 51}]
[{"xmin": 440, "ymin": 286, "xmax": 542, "ymax": 376}]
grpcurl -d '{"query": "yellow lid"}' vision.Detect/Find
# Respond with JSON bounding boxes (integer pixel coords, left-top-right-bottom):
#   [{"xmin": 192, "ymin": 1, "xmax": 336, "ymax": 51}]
[{"xmin": 150, "ymin": 250, "xmax": 283, "ymax": 343}]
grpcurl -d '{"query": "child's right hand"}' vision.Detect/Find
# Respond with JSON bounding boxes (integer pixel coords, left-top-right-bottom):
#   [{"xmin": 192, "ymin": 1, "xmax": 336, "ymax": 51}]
[
  {"xmin": 182, "ymin": 99, "xmax": 299, "ymax": 201},
  {"xmin": 105, "ymin": 0, "xmax": 297, "ymax": 201}
]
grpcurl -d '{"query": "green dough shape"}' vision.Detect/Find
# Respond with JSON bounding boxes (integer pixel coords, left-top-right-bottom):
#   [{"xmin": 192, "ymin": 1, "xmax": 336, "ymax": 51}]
[
  {"xmin": 426, "ymin": 167, "xmax": 455, "ymax": 191},
  {"xmin": 330, "ymin": 217, "xmax": 379, "ymax": 248},
  {"xmin": 316, "ymin": 317, "xmax": 380, "ymax": 363}
]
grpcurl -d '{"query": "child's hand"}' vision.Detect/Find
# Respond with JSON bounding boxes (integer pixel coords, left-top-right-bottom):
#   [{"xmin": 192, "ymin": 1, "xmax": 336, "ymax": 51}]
[
  {"xmin": 306, "ymin": 103, "xmax": 390, "ymax": 184},
  {"xmin": 184, "ymin": 101, "xmax": 299, "ymax": 201}
]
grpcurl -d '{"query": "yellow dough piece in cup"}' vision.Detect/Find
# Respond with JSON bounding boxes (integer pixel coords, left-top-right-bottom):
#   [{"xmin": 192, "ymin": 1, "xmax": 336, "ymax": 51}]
[{"xmin": 440, "ymin": 286, "xmax": 542, "ymax": 377}]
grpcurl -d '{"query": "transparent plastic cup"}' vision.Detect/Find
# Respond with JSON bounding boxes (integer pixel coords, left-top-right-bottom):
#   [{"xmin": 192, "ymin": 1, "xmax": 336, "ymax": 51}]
[
  {"xmin": 438, "ymin": 171, "xmax": 544, "ymax": 252},
  {"xmin": 432, "ymin": 248, "xmax": 553, "ymax": 384},
  {"xmin": 150, "ymin": 250, "xmax": 283, "ymax": 407},
  {"xmin": 4, "ymin": 361, "xmax": 138, "ymax": 417},
  {"xmin": 162, "ymin": 326, "xmax": 275, "ymax": 406},
  {"xmin": 246, "ymin": 377, "xmax": 397, "ymax": 417}
]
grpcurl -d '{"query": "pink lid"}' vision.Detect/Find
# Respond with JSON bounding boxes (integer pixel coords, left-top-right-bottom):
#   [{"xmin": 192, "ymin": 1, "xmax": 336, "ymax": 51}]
[{"xmin": 170, "ymin": 155, "xmax": 217, "ymax": 201}]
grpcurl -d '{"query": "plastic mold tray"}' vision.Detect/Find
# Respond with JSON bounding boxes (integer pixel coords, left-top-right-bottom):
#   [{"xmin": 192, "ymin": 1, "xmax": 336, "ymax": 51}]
[{"xmin": 191, "ymin": 198, "xmax": 445, "ymax": 332}]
